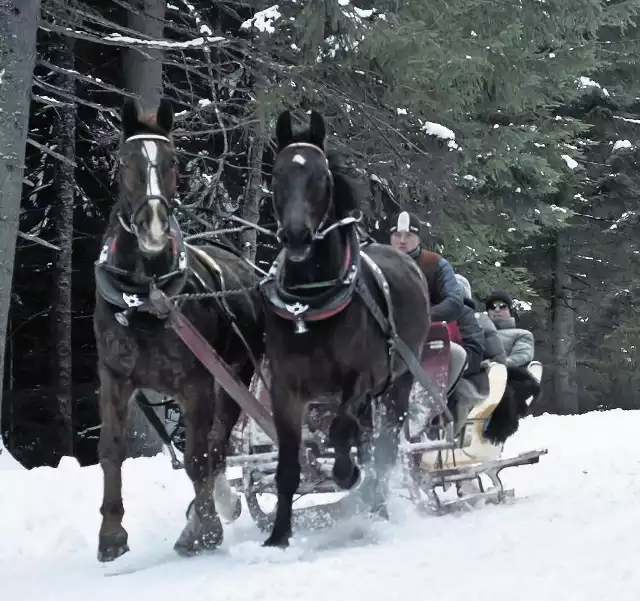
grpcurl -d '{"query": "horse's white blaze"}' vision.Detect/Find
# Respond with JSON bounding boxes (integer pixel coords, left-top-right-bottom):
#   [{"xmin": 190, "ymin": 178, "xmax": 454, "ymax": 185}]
[
  {"xmin": 213, "ymin": 471, "xmax": 241, "ymax": 522},
  {"xmin": 292, "ymin": 153, "xmax": 306, "ymax": 165},
  {"xmin": 147, "ymin": 198, "xmax": 164, "ymax": 242},
  {"xmin": 141, "ymin": 140, "xmax": 164, "ymax": 243}
]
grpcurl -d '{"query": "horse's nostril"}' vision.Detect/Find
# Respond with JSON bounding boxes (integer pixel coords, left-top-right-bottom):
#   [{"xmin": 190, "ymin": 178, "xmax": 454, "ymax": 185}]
[{"xmin": 283, "ymin": 227, "xmax": 312, "ymax": 247}]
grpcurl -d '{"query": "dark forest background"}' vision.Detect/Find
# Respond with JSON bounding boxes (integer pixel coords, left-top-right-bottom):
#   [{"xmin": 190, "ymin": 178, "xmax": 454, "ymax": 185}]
[{"xmin": 3, "ymin": 0, "xmax": 640, "ymax": 469}]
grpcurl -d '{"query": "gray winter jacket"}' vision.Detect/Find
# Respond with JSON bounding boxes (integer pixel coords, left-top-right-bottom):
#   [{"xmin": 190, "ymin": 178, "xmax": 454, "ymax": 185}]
[
  {"xmin": 476, "ymin": 312, "xmax": 507, "ymax": 364},
  {"xmin": 454, "ymin": 274, "xmax": 505, "ymax": 366},
  {"xmin": 491, "ymin": 317, "xmax": 535, "ymax": 368}
]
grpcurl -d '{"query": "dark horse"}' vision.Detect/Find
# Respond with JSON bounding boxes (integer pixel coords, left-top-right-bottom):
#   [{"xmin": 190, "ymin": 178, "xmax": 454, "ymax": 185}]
[
  {"xmin": 259, "ymin": 110, "xmax": 432, "ymax": 548},
  {"xmin": 93, "ymin": 98, "xmax": 264, "ymax": 561}
]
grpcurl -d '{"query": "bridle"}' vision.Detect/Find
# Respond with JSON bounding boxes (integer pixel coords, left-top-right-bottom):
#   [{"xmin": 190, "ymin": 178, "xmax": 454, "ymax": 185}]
[
  {"xmin": 272, "ymin": 142, "xmax": 361, "ymax": 243},
  {"xmin": 117, "ymin": 133, "xmax": 177, "ymax": 236}
]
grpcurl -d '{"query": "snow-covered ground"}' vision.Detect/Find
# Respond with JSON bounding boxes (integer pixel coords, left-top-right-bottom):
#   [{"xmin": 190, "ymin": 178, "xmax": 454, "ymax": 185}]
[{"xmin": 1, "ymin": 410, "xmax": 639, "ymax": 601}]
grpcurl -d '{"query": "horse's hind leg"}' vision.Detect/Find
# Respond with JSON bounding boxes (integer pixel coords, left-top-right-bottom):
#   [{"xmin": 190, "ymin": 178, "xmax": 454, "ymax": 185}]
[
  {"xmin": 263, "ymin": 386, "xmax": 305, "ymax": 548},
  {"xmin": 97, "ymin": 366, "xmax": 133, "ymax": 562},
  {"xmin": 370, "ymin": 371, "xmax": 413, "ymax": 520},
  {"xmin": 174, "ymin": 394, "xmax": 222, "ymax": 556}
]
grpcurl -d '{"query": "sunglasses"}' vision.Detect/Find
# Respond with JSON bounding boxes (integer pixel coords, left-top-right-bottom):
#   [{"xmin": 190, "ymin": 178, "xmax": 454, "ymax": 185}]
[{"xmin": 489, "ymin": 302, "xmax": 509, "ymax": 311}]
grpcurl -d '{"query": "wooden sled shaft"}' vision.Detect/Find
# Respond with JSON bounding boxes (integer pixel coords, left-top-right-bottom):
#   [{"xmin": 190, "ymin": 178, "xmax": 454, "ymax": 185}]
[{"xmin": 149, "ymin": 288, "xmax": 279, "ymax": 443}]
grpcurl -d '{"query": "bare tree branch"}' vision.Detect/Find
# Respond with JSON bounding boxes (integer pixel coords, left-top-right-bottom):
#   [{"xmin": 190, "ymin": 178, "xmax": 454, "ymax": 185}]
[
  {"xmin": 17, "ymin": 231, "xmax": 60, "ymax": 251},
  {"xmin": 27, "ymin": 137, "xmax": 77, "ymax": 168}
]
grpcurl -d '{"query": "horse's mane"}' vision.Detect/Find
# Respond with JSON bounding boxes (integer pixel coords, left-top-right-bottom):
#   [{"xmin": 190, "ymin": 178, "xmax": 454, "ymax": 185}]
[{"xmin": 326, "ymin": 148, "xmax": 365, "ymax": 219}]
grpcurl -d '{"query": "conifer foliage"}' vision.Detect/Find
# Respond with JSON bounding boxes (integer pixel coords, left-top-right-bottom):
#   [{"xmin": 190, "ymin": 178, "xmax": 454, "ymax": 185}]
[{"xmin": 3, "ymin": 0, "xmax": 640, "ymax": 465}]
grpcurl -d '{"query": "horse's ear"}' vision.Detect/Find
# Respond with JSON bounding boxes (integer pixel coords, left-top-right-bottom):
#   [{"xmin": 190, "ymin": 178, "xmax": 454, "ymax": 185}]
[
  {"xmin": 122, "ymin": 98, "xmax": 140, "ymax": 138},
  {"xmin": 275, "ymin": 110, "xmax": 293, "ymax": 150},
  {"xmin": 156, "ymin": 98, "xmax": 174, "ymax": 134},
  {"xmin": 308, "ymin": 110, "xmax": 326, "ymax": 149}
]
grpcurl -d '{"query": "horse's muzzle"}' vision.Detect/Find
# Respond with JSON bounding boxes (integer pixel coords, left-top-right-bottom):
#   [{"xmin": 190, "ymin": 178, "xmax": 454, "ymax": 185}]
[
  {"xmin": 134, "ymin": 198, "xmax": 170, "ymax": 255},
  {"xmin": 280, "ymin": 225, "xmax": 313, "ymax": 262}
]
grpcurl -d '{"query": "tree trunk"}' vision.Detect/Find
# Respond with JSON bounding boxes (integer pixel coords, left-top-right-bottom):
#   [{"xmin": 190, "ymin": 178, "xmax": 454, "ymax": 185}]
[
  {"xmin": 241, "ymin": 126, "xmax": 264, "ymax": 261},
  {"xmin": 122, "ymin": 0, "xmax": 167, "ymax": 458},
  {"xmin": 0, "ymin": 0, "xmax": 41, "ymax": 446},
  {"xmin": 551, "ymin": 230, "xmax": 579, "ymax": 414},
  {"xmin": 124, "ymin": 0, "xmax": 165, "ymax": 111},
  {"xmin": 50, "ymin": 35, "xmax": 76, "ymax": 460}
]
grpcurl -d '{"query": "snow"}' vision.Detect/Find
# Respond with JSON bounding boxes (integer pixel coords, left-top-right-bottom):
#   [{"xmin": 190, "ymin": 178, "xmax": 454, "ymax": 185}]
[
  {"xmin": 422, "ymin": 120, "xmax": 455, "ymax": 140},
  {"xmin": 512, "ymin": 299, "xmax": 533, "ymax": 311},
  {"xmin": 577, "ymin": 75, "xmax": 610, "ymax": 97},
  {"xmin": 0, "ymin": 444, "xmax": 23, "ymax": 470},
  {"xmin": 240, "ymin": 6, "xmax": 281, "ymax": 34},
  {"xmin": 421, "ymin": 121, "xmax": 459, "ymax": 150},
  {"xmin": 561, "ymin": 154, "xmax": 578, "ymax": 169},
  {"xmin": 612, "ymin": 139, "xmax": 632, "ymax": 151},
  {"xmin": 33, "ymin": 94, "xmax": 66, "ymax": 106},
  {"xmin": 102, "ymin": 33, "xmax": 225, "ymax": 48},
  {"xmin": 615, "ymin": 115, "xmax": 640, "ymax": 125},
  {"xmin": 2, "ymin": 411, "xmax": 640, "ymax": 600},
  {"xmin": 609, "ymin": 210, "xmax": 634, "ymax": 230}
]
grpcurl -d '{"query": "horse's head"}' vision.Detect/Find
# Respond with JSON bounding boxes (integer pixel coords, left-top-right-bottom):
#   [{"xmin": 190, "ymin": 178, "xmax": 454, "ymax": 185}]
[
  {"xmin": 116, "ymin": 98, "xmax": 178, "ymax": 256},
  {"xmin": 272, "ymin": 110, "xmax": 334, "ymax": 263}
]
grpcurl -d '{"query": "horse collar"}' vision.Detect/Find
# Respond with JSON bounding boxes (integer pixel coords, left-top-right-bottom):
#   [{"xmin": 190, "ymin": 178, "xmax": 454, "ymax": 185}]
[
  {"xmin": 259, "ymin": 224, "xmax": 361, "ymax": 334},
  {"xmin": 94, "ymin": 213, "xmax": 188, "ymax": 325}
]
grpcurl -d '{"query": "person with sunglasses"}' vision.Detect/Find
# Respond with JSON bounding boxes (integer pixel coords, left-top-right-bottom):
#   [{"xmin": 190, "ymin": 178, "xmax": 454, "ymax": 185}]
[
  {"xmin": 485, "ymin": 292, "xmax": 534, "ymax": 368},
  {"xmin": 456, "ymin": 275, "xmax": 506, "ymax": 367},
  {"xmin": 485, "ymin": 291, "xmax": 541, "ymax": 417}
]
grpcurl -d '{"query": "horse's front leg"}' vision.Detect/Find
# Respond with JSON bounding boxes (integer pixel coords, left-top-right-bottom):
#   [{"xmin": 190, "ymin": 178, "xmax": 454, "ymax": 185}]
[
  {"xmin": 208, "ymin": 378, "xmax": 243, "ymax": 522},
  {"xmin": 330, "ymin": 377, "xmax": 365, "ymax": 489},
  {"xmin": 97, "ymin": 365, "xmax": 133, "ymax": 562},
  {"xmin": 263, "ymin": 382, "xmax": 305, "ymax": 549},
  {"xmin": 174, "ymin": 392, "xmax": 221, "ymax": 556}
]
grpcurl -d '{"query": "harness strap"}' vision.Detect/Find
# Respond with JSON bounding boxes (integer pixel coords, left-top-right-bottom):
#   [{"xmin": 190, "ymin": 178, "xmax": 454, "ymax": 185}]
[
  {"xmin": 357, "ymin": 251, "xmax": 454, "ymax": 431},
  {"xmin": 186, "ymin": 243, "xmax": 272, "ymax": 403},
  {"xmin": 134, "ymin": 390, "xmax": 183, "ymax": 469}
]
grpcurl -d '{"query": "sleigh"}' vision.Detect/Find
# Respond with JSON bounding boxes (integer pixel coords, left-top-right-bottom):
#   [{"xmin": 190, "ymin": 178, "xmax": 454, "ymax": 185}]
[{"xmin": 153, "ymin": 292, "xmax": 546, "ymax": 525}]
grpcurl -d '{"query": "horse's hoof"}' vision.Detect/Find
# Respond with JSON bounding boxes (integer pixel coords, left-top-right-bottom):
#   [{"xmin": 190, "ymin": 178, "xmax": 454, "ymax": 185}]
[
  {"xmin": 174, "ymin": 512, "xmax": 223, "ymax": 557},
  {"xmin": 97, "ymin": 531, "xmax": 130, "ymax": 562},
  {"xmin": 262, "ymin": 534, "xmax": 290, "ymax": 549},
  {"xmin": 173, "ymin": 540, "xmax": 204, "ymax": 557},
  {"xmin": 173, "ymin": 532, "xmax": 222, "ymax": 557},
  {"xmin": 333, "ymin": 455, "xmax": 360, "ymax": 490},
  {"xmin": 370, "ymin": 503, "xmax": 390, "ymax": 521}
]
